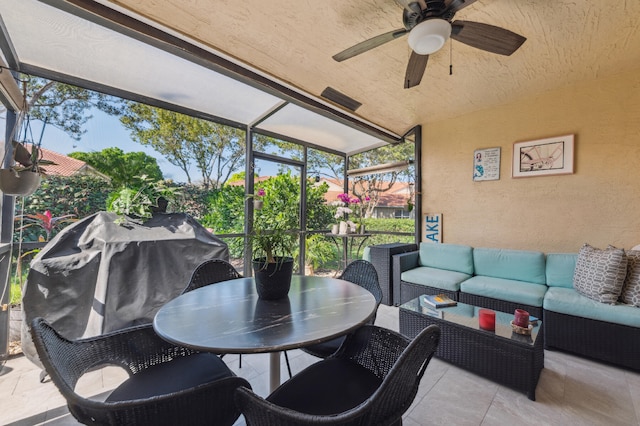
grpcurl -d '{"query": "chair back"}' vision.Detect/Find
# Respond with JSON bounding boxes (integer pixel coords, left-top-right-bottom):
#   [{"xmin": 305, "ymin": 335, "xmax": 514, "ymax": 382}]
[
  {"xmin": 31, "ymin": 318, "xmax": 90, "ymax": 400},
  {"xmin": 340, "ymin": 260, "xmax": 382, "ymax": 323},
  {"xmin": 183, "ymin": 259, "xmax": 241, "ymax": 293},
  {"xmin": 236, "ymin": 325, "xmax": 440, "ymax": 425},
  {"xmin": 352, "ymin": 325, "xmax": 440, "ymax": 424},
  {"xmin": 32, "ymin": 317, "xmax": 250, "ymax": 426}
]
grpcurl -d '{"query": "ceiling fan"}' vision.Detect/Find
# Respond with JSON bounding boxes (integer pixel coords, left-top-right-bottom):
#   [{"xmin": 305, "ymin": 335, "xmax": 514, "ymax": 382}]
[{"xmin": 333, "ymin": 0, "xmax": 526, "ymax": 89}]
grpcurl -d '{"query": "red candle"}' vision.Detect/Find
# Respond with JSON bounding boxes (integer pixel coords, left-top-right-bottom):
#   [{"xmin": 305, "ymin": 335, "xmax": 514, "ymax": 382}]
[
  {"xmin": 514, "ymin": 309, "xmax": 530, "ymax": 328},
  {"xmin": 479, "ymin": 309, "xmax": 496, "ymax": 331}
]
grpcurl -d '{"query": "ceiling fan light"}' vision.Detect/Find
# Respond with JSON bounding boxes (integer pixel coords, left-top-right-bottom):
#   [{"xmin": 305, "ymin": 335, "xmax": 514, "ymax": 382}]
[{"xmin": 408, "ymin": 19, "xmax": 452, "ymax": 55}]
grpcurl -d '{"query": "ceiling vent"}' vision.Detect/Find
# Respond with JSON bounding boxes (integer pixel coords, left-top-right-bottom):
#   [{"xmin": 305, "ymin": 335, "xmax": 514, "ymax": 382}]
[{"xmin": 321, "ymin": 87, "xmax": 362, "ymax": 112}]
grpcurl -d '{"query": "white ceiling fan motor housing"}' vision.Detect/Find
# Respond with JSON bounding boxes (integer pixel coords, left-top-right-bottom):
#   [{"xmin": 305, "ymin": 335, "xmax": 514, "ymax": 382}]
[{"xmin": 408, "ymin": 18, "xmax": 452, "ymax": 55}]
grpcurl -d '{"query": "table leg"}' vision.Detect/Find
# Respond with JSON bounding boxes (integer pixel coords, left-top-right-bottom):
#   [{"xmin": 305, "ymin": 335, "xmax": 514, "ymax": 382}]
[{"xmin": 269, "ymin": 352, "xmax": 281, "ymax": 393}]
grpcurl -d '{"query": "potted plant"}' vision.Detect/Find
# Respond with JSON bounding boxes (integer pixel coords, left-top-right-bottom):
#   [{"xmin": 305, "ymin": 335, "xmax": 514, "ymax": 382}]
[
  {"xmin": 107, "ymin": 175, "xmax": 179, "ymax": 224},
  {"xmin": 250, "ymin": 190, "xmax": 297, "ymax": 300},
  {"xmin": 0, "ymin": 143, "xmax": 55, "ymax": 196}
]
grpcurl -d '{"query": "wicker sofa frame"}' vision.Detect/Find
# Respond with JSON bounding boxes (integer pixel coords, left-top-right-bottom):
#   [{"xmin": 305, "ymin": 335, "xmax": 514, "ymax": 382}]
[
  {"xmin": 368, "ymin": 243, "xmax": 417, "ymax": 305},
  {"xmin": 544, "ymin": 310, "xmax": 640, "ymax": 371}
]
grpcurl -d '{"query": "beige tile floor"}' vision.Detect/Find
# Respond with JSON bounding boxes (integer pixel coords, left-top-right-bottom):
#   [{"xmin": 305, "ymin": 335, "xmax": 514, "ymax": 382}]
[{"xmin": 1, "ymin": 304, "xmax": 639, "ymax": 425}]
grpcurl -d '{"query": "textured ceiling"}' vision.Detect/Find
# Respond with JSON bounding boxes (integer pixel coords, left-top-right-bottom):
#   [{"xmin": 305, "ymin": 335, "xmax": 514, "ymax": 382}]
[{"xmin": 93, "ymin": 0, "xmax": 640, "ymax": 135}]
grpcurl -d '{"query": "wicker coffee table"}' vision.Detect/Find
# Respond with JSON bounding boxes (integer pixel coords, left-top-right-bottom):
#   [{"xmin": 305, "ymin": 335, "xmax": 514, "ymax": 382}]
[{"xmin": 399, "ymin": 297, "xmax": 544, "ymax": 400}]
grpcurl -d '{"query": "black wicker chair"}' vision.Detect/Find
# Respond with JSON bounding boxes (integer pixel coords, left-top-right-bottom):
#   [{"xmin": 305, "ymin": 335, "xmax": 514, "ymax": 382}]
[
  {"xmin": 184, "ymin": 259, "xmax": 292, "ymax": 377},
  {"xmin": 31, "ymin": 317, "xmax": 250, "ymax": 426},
  {"xmin": 301, "ymin": 260, "xmax": 383, "ymax": 359},
  {"xmin": 182, "ymin": 258, "xmax": 242, "ymax": 293},
  {"xmin": 236, "ymin": 324, "xmax": 440, "ymax": 426}
]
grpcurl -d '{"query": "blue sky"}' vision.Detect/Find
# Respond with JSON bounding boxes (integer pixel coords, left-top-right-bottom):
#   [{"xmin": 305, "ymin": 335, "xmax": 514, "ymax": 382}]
[{"xmin": 30, "ymin": 110, "xmax": 191, "ymax": 183}]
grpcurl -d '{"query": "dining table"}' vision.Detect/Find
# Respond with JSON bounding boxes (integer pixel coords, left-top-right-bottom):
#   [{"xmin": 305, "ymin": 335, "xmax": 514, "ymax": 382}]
[{"xmin": 153, "ymin": 275, "xmax": 377, "ymax": 392}]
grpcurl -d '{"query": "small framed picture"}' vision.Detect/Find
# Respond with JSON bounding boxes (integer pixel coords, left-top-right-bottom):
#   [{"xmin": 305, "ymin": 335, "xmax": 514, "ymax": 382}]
[
  {"xmin": 512, "ymin": 134, "xmax": 574, "ymax": 178},
  {"xmin": 473, "ymin": 147, "xmax": 500, "ymax": 181}
]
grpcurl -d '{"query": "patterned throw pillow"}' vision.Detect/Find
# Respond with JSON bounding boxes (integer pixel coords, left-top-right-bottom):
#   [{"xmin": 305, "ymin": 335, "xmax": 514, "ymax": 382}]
[
  {"xmin": 572, "ymin": 243, "xmax": 627, "ymax": 304},
  {"xmin": 619, "ymin": 250, "xmax": 640, "ymax": 307}
]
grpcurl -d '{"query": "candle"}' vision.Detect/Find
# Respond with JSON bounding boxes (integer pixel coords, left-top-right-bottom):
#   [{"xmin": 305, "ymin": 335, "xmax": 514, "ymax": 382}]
[
  {"xmin": 514, "ymin": 309, "xmax": 530, "ymax": 328},
  {"xmin": 479, "ymin": 309, "xmax": 496, "ymax": 331}
]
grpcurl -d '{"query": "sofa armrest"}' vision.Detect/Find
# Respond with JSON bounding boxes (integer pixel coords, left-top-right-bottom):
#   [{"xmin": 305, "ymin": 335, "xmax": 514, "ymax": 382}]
[{"xmin": 392, "ymin": 251, "xmax": 419, "ymax": 306}]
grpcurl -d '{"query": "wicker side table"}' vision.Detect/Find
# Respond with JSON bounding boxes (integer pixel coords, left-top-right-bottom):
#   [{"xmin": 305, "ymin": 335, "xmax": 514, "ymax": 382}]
[
  {"xmin": 368, "ymin": 243, "xmax": 417, "ymax": 306},
  {"xmin": 399, "ymin": 298, "xmax": 544, "ymax": 400}
]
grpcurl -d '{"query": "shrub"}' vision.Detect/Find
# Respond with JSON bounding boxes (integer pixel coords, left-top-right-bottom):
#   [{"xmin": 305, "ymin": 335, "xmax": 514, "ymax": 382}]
[{"xmin": 14, "ymin": 174, "xmax": 113, "ymax": 241}]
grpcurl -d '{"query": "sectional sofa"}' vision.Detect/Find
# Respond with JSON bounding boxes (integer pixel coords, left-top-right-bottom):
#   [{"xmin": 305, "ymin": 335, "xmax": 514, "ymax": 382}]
[{"xmin": 393, "ymin": 243, "xmax": 640, "ymax": 371}]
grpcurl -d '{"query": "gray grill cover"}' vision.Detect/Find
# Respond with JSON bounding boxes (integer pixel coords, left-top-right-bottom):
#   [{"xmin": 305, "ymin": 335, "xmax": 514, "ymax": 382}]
[{"xmin": 21, "ymin": 211, "xmax": 229, "ymax": 367}]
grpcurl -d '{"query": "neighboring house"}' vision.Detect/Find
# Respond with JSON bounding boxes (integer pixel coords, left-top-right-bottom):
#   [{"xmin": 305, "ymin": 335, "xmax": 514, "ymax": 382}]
[
  {"xmin": 230, "ymin": 176, "xmax": 413, "ymax": 219},
  {"xmin": 23, "ymin": 144, "xmax": 110, "ymax": 180},
  {"xmin": 320, "ymin": 177, "xmax": 413, "ymax": 219}
]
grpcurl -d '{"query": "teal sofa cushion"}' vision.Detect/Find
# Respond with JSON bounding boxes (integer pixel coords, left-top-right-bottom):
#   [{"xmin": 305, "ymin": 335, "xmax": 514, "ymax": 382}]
[
  {"xmin": 401, "ymin": 266, "xmax": 471, "ymax": 292},
  {"xmin": 418, "ymin": 243, "xmax": 474, "ymax": 275},
  {"xmin": 473, "ymin": 248, "xmax": 546, "ymax": 285},
  {"xmin": 545, "ymin": 253, "xmax": 577, "ymax": 288},
  {"xmin": 362, "ymin": 246, "xmax": 371, "ymax": 262},
  {"xmin": 460, "ymin": 276, "xmax": 547, "ymax": 307},
  {"xmin": 544, "ymin": 287, "xmax": 640, "ymax": 327}
]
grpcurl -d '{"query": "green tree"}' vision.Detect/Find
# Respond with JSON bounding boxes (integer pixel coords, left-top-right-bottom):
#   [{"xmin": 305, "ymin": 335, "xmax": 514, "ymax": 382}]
[
  {"xmin": 201, "ymin": 185, "xmax": 246, "ymax": 233},
  {"xmin": 4, "ymin": 75, "xmax": 121, "ymax": 142},
  {"xmin": 120, "ymin": 103, "xmax": 246, "ymax": 188},
  {"xmin": 306, "ymin": 180, "xmax": 333, "ymax": 230},
  {"xmin": 69, "ymin": 147, "xmax": 163, "ymax": 188}
]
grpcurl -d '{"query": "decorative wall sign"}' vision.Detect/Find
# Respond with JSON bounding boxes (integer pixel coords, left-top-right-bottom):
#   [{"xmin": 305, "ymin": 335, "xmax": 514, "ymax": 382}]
[
  {"xmin": 512, "ymin": 134, "xmax": 575, "ymax": 178},
  {"xmin": 473, "ymin": 147, "xmax": 501, "ymax": 181},
  {"xmin": 423, "ymin": 213, "xmax": 442, "ymax": 243}
]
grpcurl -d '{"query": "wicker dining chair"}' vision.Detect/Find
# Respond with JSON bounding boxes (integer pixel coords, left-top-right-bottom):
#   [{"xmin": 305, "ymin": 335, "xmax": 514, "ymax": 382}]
[
  {"xmin": 184, "ymin": 258, "xmax": 292, "ymax": 378},
  {"xmin": 301, "ymin": 259, "xmax": 383, "ymax": 359},
  {"xmin": 31, "ymin": 317, "xmax": 250, "ymax": 426},
  {"xmin": 236, "ymin": 324, "xmax": 441, "ymax": 426},
  {"xmin": 182, "ymin": 258, "xmax": 243, "ymax": 293}
]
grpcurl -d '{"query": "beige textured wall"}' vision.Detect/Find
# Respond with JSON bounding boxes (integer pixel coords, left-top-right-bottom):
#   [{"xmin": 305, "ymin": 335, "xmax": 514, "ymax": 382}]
[{"xmin": 421, "ymin": 68, "xmax": 640, "ymax": 253}]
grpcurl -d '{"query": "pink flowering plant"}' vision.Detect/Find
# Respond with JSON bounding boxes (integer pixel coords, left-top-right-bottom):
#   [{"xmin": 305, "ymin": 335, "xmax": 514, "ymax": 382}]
[{"xmin": 333, "ymin": 192, "xmax": 357, "ymax": 219}]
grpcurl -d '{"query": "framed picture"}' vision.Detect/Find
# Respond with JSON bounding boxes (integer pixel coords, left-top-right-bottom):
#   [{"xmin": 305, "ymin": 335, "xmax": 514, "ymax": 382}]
[
  {"xmin": 512, "ymin": 134, "xmax": 574, "ymax": 178},
  {"xmin": 473, "ymin": 147, "xmax": 501, "ymax": 181}
]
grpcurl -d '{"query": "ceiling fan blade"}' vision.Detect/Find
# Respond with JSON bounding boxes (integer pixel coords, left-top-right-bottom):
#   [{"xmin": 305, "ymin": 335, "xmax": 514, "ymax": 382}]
[
  {"xmin": 451, "ymin": 20, "xmax": 526, "ymax": 56},
  {"xmin": 333, "ymin": 28, "xmax": 408, "ymax": 62},
  {"xmin": 444, "ymin": 0, "xmax": 479, "ymax": 14},
  {"xmin": 404, "ymin": 51, "xmax": 429, "ymax": 89}
]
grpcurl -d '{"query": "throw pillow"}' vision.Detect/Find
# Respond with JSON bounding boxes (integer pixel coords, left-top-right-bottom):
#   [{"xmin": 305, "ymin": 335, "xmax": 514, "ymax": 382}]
[
  {"xmin": 619, "ymin": 250, "xmax": 640, "ymax": 307},
  {"xmin": 572, "ymin": 243, "xmax": 627, "ymax": 304}
]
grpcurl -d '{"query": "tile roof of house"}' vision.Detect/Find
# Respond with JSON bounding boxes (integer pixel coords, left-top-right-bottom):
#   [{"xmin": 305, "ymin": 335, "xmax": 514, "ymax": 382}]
[
  {"xmin": 321, "ymin": 178, "xmax": 410, "ymax": 208},
  {"xmin": 23, "ymin": 144, "xmax": 96, "ymax": 177}
]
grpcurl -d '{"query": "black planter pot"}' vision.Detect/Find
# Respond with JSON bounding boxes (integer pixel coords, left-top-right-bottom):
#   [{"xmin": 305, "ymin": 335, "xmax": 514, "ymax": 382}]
[{"xmin": 252, "ymin": 256, "xmax": 294, "ymax": 300}]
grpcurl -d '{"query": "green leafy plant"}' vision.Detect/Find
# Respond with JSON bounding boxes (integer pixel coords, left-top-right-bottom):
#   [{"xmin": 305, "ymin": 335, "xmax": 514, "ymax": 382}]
[
  {"xmin": 305, "ymin": 234, "xmax": 335, "ymax": 274},
  {"xmin": 107, "ymin": 176, "xmax": 180, "ymax": 223},
  {"xmin": 249, "ymin": 176, "xmax": 299, "ymax": 269}
]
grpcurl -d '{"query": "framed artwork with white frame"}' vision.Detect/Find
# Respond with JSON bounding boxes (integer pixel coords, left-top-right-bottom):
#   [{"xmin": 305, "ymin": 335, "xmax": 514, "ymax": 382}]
[{"xmin": 512, "ymin": 134, "xmax": 575, "ymax": 178}]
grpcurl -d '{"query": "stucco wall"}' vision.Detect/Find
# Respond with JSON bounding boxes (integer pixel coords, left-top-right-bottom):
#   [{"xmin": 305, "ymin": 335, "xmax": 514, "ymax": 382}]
[{"xmin": 421, "ymin": 68, "xmax": 640, "ymax": 253}]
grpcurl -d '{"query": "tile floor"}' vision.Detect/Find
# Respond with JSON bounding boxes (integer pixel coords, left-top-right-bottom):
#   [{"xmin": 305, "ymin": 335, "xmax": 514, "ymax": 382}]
[{"xmin": 1, "ymin": 305, "xmax": 639, "ymax": 425}]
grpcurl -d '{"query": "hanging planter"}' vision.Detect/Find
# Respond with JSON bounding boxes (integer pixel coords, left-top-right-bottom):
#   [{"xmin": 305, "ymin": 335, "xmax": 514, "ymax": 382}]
[
  {"xmin": 0, "ymin": 168, "xmax": 41, "ymax": 196},
  {"xmin": 1, "ymin": 115, "xmax": 54, "ymax": 197}
]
